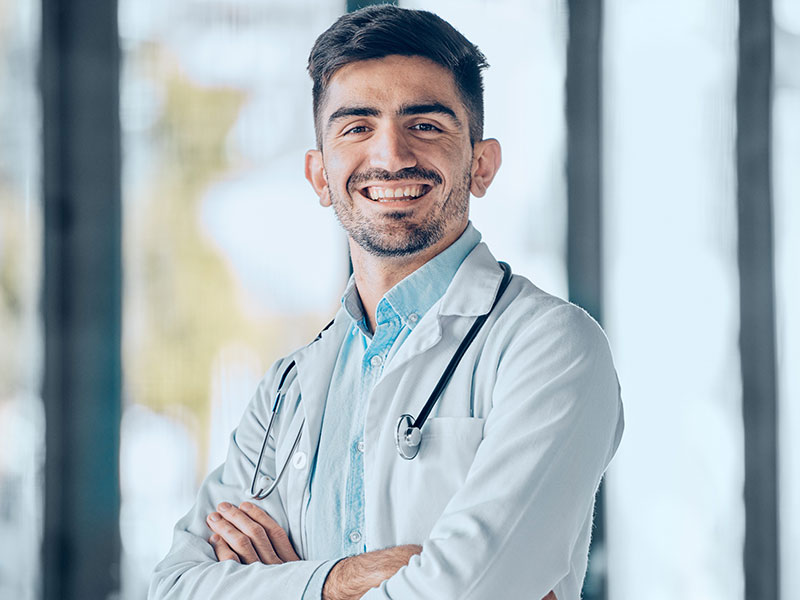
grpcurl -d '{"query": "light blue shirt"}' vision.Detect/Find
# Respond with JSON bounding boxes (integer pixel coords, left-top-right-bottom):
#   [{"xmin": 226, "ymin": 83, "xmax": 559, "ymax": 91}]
[{"xmin": 301, "ymin": 224, "xmax": 481, "ymax": 598}]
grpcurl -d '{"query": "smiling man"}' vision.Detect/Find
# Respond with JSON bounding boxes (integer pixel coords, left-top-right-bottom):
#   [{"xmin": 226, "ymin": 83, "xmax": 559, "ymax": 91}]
[{"xmin": 150, "ymin": 6, "xmax": 623, "ymax": 600}]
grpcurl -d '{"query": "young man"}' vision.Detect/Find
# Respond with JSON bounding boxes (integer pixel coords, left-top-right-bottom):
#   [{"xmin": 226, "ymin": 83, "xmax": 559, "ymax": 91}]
[{"xmin": 150, "ymin": 6, "xmax": 623, "ymax": 600}]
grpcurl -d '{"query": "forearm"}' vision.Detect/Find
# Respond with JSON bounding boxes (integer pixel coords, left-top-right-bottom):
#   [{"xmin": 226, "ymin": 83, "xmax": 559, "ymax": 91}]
[
  {"xmin": 322, "ymin": 545, "xmax": 422, "ymax": 600},
  {"xmin": 150, "ymin": 530, "xmax": 331, "ymax": 600}
]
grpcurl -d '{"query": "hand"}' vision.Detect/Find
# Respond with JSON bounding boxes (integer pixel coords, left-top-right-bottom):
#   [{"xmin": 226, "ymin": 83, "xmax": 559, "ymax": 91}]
[{"xmin": 206, "ymin": 501, "xmax": 300, "ymax": 565}]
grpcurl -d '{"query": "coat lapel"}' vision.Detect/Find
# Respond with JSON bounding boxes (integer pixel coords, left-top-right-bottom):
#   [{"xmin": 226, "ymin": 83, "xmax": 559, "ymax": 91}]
[
  {"xmin": 377, "ymin": 242, "xmax": 505, "ymax": 385},
  {"xmin": 293, "ymin": 310, "xmax": 349, "ymax": 461}
]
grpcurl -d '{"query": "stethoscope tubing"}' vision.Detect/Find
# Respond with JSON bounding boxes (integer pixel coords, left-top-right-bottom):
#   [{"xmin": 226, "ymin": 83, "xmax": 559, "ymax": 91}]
[
  {"xmin": 395, "ymin": 261, "xmax": 512, "ymax": 459},
  {"xmin": 250, "ymin": 261, "xmax": 512, "ymax": 495},
  {"xmin": 409, "ymin": 261, "xmax": 512, "ymax": 432},
  {"xmin": 250, "ymin": 360, "xmax": 299, "ymax": 499}
]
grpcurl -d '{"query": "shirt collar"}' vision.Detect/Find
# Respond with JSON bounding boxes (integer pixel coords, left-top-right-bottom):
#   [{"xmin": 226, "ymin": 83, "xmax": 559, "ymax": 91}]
[{"xmin": 340, "ymin": 222, "xmax": 482, "ymax": 332}]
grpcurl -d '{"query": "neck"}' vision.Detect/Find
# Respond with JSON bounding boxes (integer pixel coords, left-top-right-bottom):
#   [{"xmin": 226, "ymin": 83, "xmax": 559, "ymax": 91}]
[{"xmin": 349, "ymin": 237, "xmax": 454, "ymax": 333}]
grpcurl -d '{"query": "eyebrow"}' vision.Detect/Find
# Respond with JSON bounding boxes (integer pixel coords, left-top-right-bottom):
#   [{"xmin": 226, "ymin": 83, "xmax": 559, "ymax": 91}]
[
  {"xmin": 398, "ymin": 102, "xmax": 461, "ymax": 126},
  {"xmin": 327, "ymin": 106, "xmax": 380, "ymax": 127},
  {"xmin": 326, "ymin": 102, "xmax": 462, "ymax": 129}
]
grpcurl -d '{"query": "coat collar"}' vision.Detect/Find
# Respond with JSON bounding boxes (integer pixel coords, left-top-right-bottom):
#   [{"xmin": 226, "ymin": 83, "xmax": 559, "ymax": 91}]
[
  {"xmin": 438, "ymin": 242, "xmax": 505, "ymax": 317},
  {"xmin": 373, "ymin": 241, "xmax": 505, "ymax": 384}
]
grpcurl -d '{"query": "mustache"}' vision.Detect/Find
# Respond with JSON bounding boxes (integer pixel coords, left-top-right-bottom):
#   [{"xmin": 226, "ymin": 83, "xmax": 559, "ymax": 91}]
[{"xmin": 347, "ymin": 167, "xmax": 442, "ymax": 192}]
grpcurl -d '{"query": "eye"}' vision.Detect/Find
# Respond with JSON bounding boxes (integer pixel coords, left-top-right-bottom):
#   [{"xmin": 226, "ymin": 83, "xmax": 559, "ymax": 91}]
[
  {"xmin": 410, "ymin": 122, "xmax": 441, "ymax": 133},
  {"xmin": 343, "ymin": 125, "xmax": 370, "ymax": 136}
]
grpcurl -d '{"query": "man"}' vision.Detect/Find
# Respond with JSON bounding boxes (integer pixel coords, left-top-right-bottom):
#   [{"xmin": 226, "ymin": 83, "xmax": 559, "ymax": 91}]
[{"xmin": 150, "ymin": 6, "xmax": 623, "ymax": 600}]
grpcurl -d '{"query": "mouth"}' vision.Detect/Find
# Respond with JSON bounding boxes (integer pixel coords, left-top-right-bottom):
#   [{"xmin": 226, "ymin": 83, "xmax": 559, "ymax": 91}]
[{"xmin": 359, "ymin": 183, "xmax": 433, "ymax": 203}]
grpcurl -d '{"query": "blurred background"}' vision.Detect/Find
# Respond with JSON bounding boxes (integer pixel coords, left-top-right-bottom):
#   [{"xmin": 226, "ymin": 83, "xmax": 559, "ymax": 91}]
[{"xmin": 0, "ymin": 0, "xmax": 797, "ymax": 598}]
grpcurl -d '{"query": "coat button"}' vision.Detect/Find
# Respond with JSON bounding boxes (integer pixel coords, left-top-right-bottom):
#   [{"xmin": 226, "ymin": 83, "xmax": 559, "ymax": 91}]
[
  {"xmin": 292, "ymin": 451, "xmax": 307, "ymax": 470},
  {"xmin": 349, "ymin": 530, "xmax": 362, "ymax": 543},
  {"xmin": 356, "ymin": 440, "xmax": 365, "ymax": 453},
  {"xmin": 370, "ymin": 355, "xmax": 383, "ymax": 367}
]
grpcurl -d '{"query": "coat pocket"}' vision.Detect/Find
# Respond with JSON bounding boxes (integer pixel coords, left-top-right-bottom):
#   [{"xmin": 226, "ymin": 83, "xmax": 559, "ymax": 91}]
[{"xmin": 388, "ymin": 416, "xmax": 485, "ymax": 540}]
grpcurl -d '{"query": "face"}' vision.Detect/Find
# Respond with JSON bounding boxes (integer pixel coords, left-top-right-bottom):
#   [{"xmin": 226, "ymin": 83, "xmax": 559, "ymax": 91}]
[{"xmin": 305, "ymin": 55, "xmax": 501, "ymax": 262}]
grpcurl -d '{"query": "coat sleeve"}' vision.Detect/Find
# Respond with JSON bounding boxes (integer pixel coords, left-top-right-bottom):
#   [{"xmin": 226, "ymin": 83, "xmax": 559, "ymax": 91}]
[
  {"xmin": 148, "ymin": 360, "xmax": 332, "ymax": 600},
  {"xmin": 362, "ymin": 304, "xmax": 624, "ymax": 600}
]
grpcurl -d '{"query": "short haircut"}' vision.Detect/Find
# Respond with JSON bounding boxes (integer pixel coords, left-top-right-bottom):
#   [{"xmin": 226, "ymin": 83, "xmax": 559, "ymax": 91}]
[{"xmin": 307, "ymin": 4, "xmax": 489, "ymax": 149}]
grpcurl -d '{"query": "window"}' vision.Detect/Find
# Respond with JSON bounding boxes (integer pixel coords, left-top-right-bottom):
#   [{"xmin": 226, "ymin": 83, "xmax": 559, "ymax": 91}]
[
  {"xmin": 774, "ymin": 2, "xmax": 800, "ymax": 598},
  {"xmin": 604, "ymin": 2, "xmax": 743, "ymax": 598},
  {"xmin": 118, "ymin": 1, "xmax": 346, "ymax": 596},
  {"xmin": 0, "ymin": 0, "xmax": 43, "ymax": 598}
]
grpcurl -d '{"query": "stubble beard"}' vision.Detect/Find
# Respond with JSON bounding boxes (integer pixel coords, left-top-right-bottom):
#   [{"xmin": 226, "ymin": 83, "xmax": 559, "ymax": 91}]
[{"xmin": 328, "ymin": 167, "xmax": 472, "ymax": 258}]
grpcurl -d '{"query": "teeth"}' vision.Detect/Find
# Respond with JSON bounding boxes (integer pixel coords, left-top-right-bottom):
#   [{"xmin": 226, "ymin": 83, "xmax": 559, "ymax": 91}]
[{"xmin": 366, "ymin": 185, "xmax": 425, "ymax": 201}]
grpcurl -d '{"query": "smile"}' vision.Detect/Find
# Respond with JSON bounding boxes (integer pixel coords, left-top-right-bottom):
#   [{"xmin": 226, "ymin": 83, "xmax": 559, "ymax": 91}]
[{"xmin": 360, "ymin": 184, "xmax": 432, "ymax": 203}]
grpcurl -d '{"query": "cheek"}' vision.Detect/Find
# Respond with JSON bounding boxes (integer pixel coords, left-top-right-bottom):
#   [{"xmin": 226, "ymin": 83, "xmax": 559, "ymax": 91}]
[
  {"xmin": 324, "ymin": 154, "xmax": 358, "ymax": 191},
  {"xmin": 414, "ymin": 139, "xmax": 471, "ymax": 171}
]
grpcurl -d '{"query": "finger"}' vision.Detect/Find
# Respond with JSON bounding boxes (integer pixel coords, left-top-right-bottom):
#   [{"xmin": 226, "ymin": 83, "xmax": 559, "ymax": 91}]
[
  {"xmin": 216, "ymin": 502, "xmax": 282, "ymax": 564},
  {"xmin": 209, "ymin": 534, "xmax": 240, "ymax": 563},
  {"xmin": 240, "ymin": 501, "xmax": 300, "ymax": 562},
  {"xmin": 207, "ymin": 511, "xmax": 260, "ymax": 564}
]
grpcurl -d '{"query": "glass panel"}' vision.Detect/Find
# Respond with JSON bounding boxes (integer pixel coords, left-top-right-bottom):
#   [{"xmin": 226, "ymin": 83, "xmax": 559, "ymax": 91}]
[
  {"xmin": 603, "ymin": 1, "xmax": 743, "ymax": 599},
  {"xmin": 119, "ymin": 1, "xmax": 346, "ymax": 598},
  {"xmin": 0, "ymin": 0, "xmax": 43, "ymax": 598},
  {"xmin": 399, "ymin": 0, "xmax": 569, "ymax": 297},
  {"xmin": 774, "ymin": 1, "xmax": 800, "ymax": 598}
]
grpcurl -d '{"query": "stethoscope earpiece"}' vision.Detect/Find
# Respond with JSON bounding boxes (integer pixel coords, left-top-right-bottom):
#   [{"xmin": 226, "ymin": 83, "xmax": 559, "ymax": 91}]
[{"xmin": 395, "ymin": 413, "xmax": 422, "ymax": 460}]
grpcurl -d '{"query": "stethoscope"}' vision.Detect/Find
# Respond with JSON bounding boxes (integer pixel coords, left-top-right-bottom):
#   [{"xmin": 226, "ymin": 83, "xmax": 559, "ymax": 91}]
[{"xmin": 250, "ymin": 262, "xmax": 512, "ymax": 500}]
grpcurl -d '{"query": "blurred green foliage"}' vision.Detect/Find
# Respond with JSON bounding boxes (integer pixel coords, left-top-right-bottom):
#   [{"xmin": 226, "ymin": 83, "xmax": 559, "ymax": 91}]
[
  {"xmin": 125, "ymin": 62, "xmax": 258, "ymax": 461},
  {"xmin": 123, "ymin": 50, "xmax": 330, "ymax": 472},
  {"xmin": 0, "ymin": 193, "xmax": 37, "ymax": 397}
]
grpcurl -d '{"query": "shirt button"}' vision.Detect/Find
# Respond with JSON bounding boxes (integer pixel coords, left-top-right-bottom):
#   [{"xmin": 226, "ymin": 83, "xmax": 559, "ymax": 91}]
[
  {"xmin": 356, "ymin": 440, "xmax": 365, "ymax": 453},
  {"xmin": 370, "ymin": 355, "xmax": 383, "ymax": 367},
  {"xmin": 408, "ymin": 313, "xmax": 419, "ymax": 324},
  {"xmin": 349, "ymin": 530, "xmax": 362, "ymax": 544},
  {"xmin": 292, "ymin": 451, "xmax": 307, "ymax": 470}
]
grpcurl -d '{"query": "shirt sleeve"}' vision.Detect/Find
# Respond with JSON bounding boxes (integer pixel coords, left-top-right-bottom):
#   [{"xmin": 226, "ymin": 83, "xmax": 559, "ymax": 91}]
[
  {"xmin": 148, "ymin": 361, "xmax": 331, "ymax": 600},
  {"xmin": 362, "ymin": 304, "xmax": 624, "ymax": 600}
]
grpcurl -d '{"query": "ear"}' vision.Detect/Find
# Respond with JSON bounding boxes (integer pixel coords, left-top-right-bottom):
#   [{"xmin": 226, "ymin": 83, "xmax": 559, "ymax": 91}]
[
  {"xmin": 305, "ymin": 149, "xmax": 331, "ymax": 207},
  {"xmin": 469, "ymin": 138, "xmax": 502, "ymax": 198}
]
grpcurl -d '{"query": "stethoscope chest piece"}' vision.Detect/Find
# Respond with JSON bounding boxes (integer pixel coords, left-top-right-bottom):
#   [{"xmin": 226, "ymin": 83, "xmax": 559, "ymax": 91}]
[{"xmin": 395, "ymin": 413, "xmax": 422, "ymax": 460}]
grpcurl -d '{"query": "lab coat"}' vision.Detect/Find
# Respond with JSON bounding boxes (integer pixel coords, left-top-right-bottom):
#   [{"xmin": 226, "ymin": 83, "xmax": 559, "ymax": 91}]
[{"xmin": 149, "ymin": 241, "xmax": 624, "ymax": 600}]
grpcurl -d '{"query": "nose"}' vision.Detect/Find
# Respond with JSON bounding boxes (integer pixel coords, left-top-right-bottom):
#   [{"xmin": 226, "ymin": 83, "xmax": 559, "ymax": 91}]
[{"xmin": 367, "ymin": 123, "xmax": 417, "ymax": 172}]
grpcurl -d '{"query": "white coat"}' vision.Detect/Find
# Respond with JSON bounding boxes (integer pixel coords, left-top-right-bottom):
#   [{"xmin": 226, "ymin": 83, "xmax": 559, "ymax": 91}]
[{"xmin": 149, "ymin": 241, "xmax": 624, "ymax": 600}]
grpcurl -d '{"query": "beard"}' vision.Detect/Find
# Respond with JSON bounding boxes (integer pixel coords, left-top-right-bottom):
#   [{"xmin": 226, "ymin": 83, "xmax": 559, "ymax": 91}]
[{"xmin": 327, "ymin": 165, "xmax": 472, "ymax": 258}]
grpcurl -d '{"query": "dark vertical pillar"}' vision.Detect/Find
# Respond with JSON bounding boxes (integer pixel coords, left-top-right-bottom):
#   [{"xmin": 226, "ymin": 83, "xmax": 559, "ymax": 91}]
[
  {"xmin": 737, "ymin": 2, "xmax": 780, "ymax": 599},
  {"xmin": 41, "ymin": 0, "xmax": 122, "ymax": 598},
  {"xmin": 566, "ymin": 2, "xmax": 606, "ymax": 599}
]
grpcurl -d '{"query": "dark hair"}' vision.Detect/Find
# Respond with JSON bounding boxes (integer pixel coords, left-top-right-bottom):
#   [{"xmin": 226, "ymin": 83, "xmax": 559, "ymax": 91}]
[{"xmin": 307, "ymin": 4, "xmax": 489, "ymax": 148}]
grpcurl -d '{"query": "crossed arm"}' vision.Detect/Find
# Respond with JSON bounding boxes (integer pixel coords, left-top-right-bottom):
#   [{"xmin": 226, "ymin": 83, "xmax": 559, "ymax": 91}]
[
  {"xmin": 205, "ymin": 500, "xmax": 556, "ymax": 600},
  {"xmin": 152, "ymin": 306, "xmax": 619, "ymax": 599}
]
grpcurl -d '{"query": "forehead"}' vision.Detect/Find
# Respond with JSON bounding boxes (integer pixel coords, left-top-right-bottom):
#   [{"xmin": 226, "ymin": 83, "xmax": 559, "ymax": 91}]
[{"xmin": 321, "ymin": 55, "xmax": 465, "ymax": 118}]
